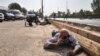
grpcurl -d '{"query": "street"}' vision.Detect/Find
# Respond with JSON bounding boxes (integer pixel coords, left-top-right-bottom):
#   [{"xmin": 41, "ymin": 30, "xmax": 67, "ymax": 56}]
[{"xmin": 0, "ymin": 20, "xmax": 62, "ymax": 56}]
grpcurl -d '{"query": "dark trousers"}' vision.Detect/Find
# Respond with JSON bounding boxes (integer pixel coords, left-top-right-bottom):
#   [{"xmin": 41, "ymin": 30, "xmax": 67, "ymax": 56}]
[{"xmin": 28, "ymin": 22, "xmax": 33, "ymax": 26}]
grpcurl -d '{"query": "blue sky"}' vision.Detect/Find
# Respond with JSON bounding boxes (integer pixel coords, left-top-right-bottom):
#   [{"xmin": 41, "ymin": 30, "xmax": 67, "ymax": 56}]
[{"xmin": 0, "ymin": 0, "xmax": 93, "ymax": 15}]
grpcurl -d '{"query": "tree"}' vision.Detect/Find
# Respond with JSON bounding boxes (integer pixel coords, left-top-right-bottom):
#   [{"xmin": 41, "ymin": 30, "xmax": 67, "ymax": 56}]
[
  {"xmin": 21, "ymin": 7, "xmax": 27, "ymax": 15},
  {"xmin": 91, "ymin": 0, "xmax": 100, "ymax": 15},
  {"xmin": 37, "ymin": 8, "xmax": 43, "ymax": 18},
  {"xmin": 79, "ymin": 9, "xmax": 85, "ymax": 18},
  {"xmin": 65, "ymin": 9, "xmax": 71, "ymax": 18},
  {"xmin": 70, "ymin": 12, "xmax": 79, "ymax": 18},
  {"xmin": 67, "ymin": 9, "xmax": 71, "ymax": 16},
  {"xmin": 8, "ymin": 3, "xmax": 21, "ymax": 11},
  {"xmin": 49, "ymin": 12, "xmax": 56, "ymax": 18},
  {"xmin": 57, "ymin": 11, "xmax": 62, "ymax": 18},
  {"xmin": 84, "ymin": 10, "xmax": 92, "ymax": 18},
  {"xmin": 62, "ymin": 12, "xmax": 66, "ymax": 18}
]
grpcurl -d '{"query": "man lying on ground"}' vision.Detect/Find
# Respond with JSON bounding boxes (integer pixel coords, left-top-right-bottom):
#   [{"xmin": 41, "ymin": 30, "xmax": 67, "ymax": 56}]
[{"xmin": 44, "ymin": 28, "xmax": 82, "ymax": 56}]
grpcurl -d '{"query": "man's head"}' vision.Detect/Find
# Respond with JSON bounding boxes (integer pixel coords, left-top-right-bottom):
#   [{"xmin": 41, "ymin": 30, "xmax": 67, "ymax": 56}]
[{"xmin": 60, "ymin": 28, "xmax": 70, "ymax": 39}]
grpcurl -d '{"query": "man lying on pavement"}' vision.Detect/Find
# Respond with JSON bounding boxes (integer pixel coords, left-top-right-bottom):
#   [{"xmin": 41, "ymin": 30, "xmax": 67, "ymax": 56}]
[{"xmin": 44, "ymin": 28, "xmax": 82, "ymax": 56}]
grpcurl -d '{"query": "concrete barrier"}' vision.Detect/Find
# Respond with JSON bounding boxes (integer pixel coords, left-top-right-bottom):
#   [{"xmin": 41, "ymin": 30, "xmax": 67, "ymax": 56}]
[
  {"xmin": 52, "ymin": 21, "xmax": 100, "ymax": 43},
  {"xmin": 52, "ymin": 21, "xmax": 100, "ymax": 56},
  {"xmin": 52, "ymin": 19, "xmax": 100, "ymax": 31}
]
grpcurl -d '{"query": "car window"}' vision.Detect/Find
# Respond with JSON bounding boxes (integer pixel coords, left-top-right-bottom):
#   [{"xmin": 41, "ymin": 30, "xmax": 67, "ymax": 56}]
[
  {"xmin": 0, "ymin": 14, "xmax": 2, "ymax": 16},
  {"xmin": 7, "ymin": 10, "xmax": 21, "ymax": 15},
  {"xmin": 13, "ymin": 11, "xmax": 20, "ymax": 14},
  {"xmin": 28, "ymin": 12, "xmax": 34, "ymax": 14}
]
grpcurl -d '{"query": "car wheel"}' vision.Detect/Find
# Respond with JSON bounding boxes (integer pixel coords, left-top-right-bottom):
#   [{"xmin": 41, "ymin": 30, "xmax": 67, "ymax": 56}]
[
  {"xmin": 0, "ymin": 20, "xmax": 3, "ymax": 22},
  {"xmin": 12, "ymin": 18, "xmax": 15, "ymax": 21}
]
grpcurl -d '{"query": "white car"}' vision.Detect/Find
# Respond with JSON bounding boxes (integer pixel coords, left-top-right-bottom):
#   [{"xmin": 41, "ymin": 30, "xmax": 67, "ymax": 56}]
[
  {"xmin": 0, "ymin": 13, "xmax": 4, "ymax": 22},
  {"xmin": 8, "ymin": 10, "xmax": 25, "ymax": 20},
  {"xmin": 27, "ymin": 11, "xmax": 36, "ymax": 17}
]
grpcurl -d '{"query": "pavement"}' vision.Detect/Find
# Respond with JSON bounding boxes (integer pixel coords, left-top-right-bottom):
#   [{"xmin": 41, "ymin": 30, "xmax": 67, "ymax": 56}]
[
  {"xmin": 0, "ymin": 20, "xmax": 88, "ymax": 56},
  {"xmin": 0, "ymin": 20, "xmax": 64, "ymax": 56}
]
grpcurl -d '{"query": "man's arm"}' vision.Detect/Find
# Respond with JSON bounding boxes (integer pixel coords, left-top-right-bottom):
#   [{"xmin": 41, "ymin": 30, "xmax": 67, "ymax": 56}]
[
  {"xmin": 69, "ymin": 35, "xmax": 79, "ymax": 50},
  {"xmin": 55, "ymin": 39, "xmax": 64, "ymax": 46}
]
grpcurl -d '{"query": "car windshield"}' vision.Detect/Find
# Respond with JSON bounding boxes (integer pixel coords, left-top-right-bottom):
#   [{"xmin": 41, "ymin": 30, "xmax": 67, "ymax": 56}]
[
  {"xmin": 7, "ymin": 10, "xmax": 21, "ymax": 15},
  {"xmin": 6, "ymin": 13, "xmax": 13, "ymax": 15},
  {"xmin": 13, "ymin": 11, "xmax": 20, "ymax": 15}
]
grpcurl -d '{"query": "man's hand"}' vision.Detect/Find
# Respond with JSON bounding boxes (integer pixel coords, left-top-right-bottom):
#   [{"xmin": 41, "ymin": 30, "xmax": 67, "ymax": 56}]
[{"xmin": 55, "ymin": 39, "xmax": 64, "ymax": 46}]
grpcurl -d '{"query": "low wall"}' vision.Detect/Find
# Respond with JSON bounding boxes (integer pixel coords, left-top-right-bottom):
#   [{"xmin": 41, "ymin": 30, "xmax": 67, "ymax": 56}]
[
  {"xmin": 52, "ymin": 21, "xmax": 100, "ymax": 56},
  {"xmin": 53, "ymin": 20, "xmax": 100, "ymax": 31}
]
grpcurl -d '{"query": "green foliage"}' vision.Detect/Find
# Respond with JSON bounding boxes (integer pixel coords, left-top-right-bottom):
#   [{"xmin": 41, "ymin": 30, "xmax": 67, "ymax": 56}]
[
  {"xmin": 67, "ymin": 9, "xmax": 71, "ymax": 16},
  {"xmin": 8, "ymin": 3, "xmax": 21, "ymax": 11},
  {"xmin": 79, "ymin": 9, "xmax": 85, "ymax": 18},
  {"xmin": 49, "ymin": 9, "xmax": 93, "ymax": 18},
  {"xmin": 8, "ymin": 3, "xmax": 27, "ymax": 15},
  {"xmin": 21, "ymin": 7, "xmax": 27, "ymax": 15},
  {"xmin": 37, "ymin": 8, "xmax": 43, "ymax": 18},
  {"xmin": 49, "ymin": 12, "xmax": 56, "ymax": 18},
  {"xmin": 91, "ymin": 0, "xmax": 100, "ymax": 15}
]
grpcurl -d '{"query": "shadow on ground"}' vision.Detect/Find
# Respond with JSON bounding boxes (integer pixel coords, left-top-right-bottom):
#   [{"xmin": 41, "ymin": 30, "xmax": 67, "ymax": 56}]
[
  {"xmin": 44, "ymin": 46, "xmax": 69, "ymax": 56},
  {"xmin": 44, "ymin": 46, "xmax": 89, "ymax": 56}
]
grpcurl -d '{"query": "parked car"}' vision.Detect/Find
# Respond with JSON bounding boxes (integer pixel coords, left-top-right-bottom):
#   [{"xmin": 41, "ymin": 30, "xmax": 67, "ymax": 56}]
[
  {"xmin": 4, "ymin": 12, "xmax": 15, "ymax": 21},
  {"xmin": 0, "ymin": 13, "xmax": 4, "ymax": 22},
  {"xmin": 7, "ymin": 10, "xmax": 25, "ymax": 20}
]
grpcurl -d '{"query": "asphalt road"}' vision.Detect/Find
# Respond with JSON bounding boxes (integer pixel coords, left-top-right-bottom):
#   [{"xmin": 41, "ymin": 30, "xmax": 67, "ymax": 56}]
[
  {"xmin": 0, "ymin": 20, "xmax": 62, "ymax": 56},
  {"xmin": 0, "ymin": 20, "xmax": 87, "ymax": 56}
]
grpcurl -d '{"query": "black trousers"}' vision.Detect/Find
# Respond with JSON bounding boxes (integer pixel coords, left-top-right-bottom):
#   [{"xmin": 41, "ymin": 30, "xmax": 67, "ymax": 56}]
[{"xmin": 28, "ymin": 22, "xmax": 33, "ymax": 26}]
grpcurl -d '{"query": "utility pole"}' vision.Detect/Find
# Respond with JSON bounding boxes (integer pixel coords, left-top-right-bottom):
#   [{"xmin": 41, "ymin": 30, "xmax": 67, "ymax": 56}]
[
  {"xmin": 66, "ymin": 0, "xmax": 68, "ymax": 18},
  {"xmin": 41, "ymin": 0, "xmax": 44, "ymax": 19},
  {"xmin": 64, "ymin": 0, "xmax": 68, "ymax": 20}
]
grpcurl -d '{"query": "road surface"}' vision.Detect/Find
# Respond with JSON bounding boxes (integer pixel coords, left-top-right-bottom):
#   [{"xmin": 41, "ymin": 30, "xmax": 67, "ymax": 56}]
[{"xmin": 0, "ymin": 20, "xmax": 87, "ymax": 56}]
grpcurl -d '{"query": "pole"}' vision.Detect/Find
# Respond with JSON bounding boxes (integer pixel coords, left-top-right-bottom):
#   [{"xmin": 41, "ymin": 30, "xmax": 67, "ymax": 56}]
[
  {"xmin": 63, "ymin": 0, "xmax": 68, "ymax": 28},
  {"xmin": 64, "ymin": 0, "xmax": 68, "ymax": 20},
  {"xmin": 41, "ymin": 0, "xmax": 44, "ymax": 19},
  {"xmin": 64, "ymin": 0, "xmax": 68, "ymax": 21},
  {"xmin": 66, "ymin": 0, "xmax": 68, "ymax": 19}
]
